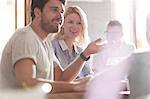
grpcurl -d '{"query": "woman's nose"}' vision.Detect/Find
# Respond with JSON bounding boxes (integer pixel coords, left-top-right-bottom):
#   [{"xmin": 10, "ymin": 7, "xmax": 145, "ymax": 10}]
[{"xmin": 71, "ymin": 24, "xmax": 79, "ymax": 30}]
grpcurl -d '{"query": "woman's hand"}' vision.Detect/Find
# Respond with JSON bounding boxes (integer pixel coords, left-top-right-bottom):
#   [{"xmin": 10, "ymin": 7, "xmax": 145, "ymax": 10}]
[
  {"xmin": 82, "ymin": 38, "xmax": 104, "ymax": 57},
  {"xmin": 73, "ymin": 75, "xmax": 93, "ymax": 92}
]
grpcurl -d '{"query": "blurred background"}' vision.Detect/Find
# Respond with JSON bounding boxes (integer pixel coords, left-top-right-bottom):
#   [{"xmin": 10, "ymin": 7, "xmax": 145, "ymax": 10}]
[{"xmin": 0, "ymin": 0, "xmax": 150, "ymax": 59}]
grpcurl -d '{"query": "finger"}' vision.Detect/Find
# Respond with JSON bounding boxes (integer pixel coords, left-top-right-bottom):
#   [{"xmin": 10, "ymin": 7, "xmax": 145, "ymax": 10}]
[
  {"xmin": 74, "ymin": 84, "xmax": 86, "ymax": 92},
  {"xmin": 93, "ymin": 38, "xmax": 103, "ymax": 46},
  {"xmin": 79, "ymin": 77, "xmax": 91, "ymax": 84},
  {"xmin": 94, "ymin": 38, "xmax": 102, "ymax": 43}
]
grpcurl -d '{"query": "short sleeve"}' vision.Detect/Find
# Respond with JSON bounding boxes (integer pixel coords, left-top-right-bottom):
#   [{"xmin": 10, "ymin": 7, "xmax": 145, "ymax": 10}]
[
  {"xmin": 53, "ymin": 52, "xmax": 60, "ymax": 66},
  {"xmin": 12, "ymin": 30, "xmax": 38, "ymax": 67}
]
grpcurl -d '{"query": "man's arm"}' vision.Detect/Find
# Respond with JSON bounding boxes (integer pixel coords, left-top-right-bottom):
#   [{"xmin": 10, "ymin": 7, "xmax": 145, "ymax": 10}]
[
  {"xmin": 15, "ymin": 58, "xmax": 86, "ymax": 93},
  {"xmin": 15, "ymin": 58, "xmax": 38, "ymax": 87},
  {"xmin": 15, "ymin": 39, "xmax": 102, "ymax": 92}
]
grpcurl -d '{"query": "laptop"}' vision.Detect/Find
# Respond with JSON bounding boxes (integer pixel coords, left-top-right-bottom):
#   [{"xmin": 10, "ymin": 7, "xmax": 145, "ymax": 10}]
[{"xmin": 128, "ymin": 51, "xmax": 150, "ymax": 99}]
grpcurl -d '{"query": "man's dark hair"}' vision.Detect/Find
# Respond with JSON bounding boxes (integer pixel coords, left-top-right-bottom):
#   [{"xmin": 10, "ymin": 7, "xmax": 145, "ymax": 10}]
[
  {"xmin": 107, "ymin": 20, "xmax": 122, "ymax": 28},
  {"xmin": 31, "ymin": 0, "xmax": 66, "ymax": 20}
]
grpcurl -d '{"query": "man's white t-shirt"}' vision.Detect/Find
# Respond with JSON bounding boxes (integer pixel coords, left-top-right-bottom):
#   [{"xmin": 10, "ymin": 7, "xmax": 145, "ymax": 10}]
[{"xmin": 0, "ymin": 25, "xmax": 60, "ymax": 89}]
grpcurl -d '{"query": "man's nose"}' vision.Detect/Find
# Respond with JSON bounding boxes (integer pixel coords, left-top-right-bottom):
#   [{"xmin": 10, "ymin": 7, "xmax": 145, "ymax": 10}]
[
  {"xmin": 57, "ymin": 11, "xmax": 63, "ymax": 19},
  {"xmin": 58, "ymin": 12, "xmax": 64, "ymax": 23}
]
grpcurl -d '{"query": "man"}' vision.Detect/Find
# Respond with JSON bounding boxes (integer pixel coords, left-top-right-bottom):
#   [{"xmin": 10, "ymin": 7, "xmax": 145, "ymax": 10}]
[
  {"xmin": 0, "ymin": 0, "xmax": 101, "ymax": 93},
  {"xmin": 93, "ymin": 20, "xmax": 135, "ymax": 73},
  {"xmin": 86, "ymin": 21, "xmax": 134, "ymax": 99}
]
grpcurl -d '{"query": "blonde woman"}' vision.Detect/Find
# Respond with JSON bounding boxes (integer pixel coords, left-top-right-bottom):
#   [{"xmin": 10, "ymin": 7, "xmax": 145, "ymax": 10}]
[{"xmin": 51, "ymin": 6, "xmax": 93, "ymax": 78}]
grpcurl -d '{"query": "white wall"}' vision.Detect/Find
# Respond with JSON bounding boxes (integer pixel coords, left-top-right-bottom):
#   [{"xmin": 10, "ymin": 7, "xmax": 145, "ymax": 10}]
[{"xmin": 67, "ymin": 0, "xmax": 111, "ymax": 41}]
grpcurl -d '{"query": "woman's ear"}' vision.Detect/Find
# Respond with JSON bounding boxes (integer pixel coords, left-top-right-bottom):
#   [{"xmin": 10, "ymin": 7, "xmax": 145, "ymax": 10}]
[{"xmin": 34, "ymin": 8, "xmax": 41, "ymax": 19}]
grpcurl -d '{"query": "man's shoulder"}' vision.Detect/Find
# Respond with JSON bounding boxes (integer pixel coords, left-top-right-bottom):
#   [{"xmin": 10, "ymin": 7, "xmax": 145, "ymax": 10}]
[
  {"xmin": 15, "ymin": 25, "xmax": 32, "ymax": 35},
  {"xmin": 15, "ymin": 25, "xmax": 38, "ymax": 41}
]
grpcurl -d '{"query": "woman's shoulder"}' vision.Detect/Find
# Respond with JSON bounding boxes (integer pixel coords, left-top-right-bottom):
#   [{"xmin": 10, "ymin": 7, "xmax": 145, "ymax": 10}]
[
  {"xmin": 51, "ymin": 39, "xmax": 60, "ymax": 46},
  {"xmin": 76, "ymin": 46, "xmax": 83, "ymax": 53}
]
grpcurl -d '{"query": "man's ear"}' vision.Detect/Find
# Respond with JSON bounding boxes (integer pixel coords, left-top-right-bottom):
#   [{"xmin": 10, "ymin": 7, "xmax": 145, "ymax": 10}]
[{"xmin": 34, "ymin": 8, "xmax": 41, "ymax": 19}]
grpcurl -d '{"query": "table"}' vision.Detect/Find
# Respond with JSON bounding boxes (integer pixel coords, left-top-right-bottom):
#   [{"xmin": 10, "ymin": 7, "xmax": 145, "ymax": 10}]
[
  {"xmin": 47, "ymin": 91, "xmax": 129, "ymax": 99},
  {"xmin": 120, "ymin": 91, "xmax": 130, "ymax": 99},
  {"xmin": 48, "ymin": 92, "xmax": 84, "ymax": 99}
]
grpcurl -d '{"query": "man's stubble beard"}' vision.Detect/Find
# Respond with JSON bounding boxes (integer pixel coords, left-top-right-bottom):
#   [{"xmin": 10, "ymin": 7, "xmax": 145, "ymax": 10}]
[{"xmin": 40, "ymin": 17, "xmax": 62, "ymax": 34}]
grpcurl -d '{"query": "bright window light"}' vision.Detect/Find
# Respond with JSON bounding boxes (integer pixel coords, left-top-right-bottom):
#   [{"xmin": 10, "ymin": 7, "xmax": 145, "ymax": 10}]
[
  {"xmin": 0, "ymin": 0, "xmax": 15, "ymax": 55},
  {"xmin": 17, "ymin": 0, "xmax": 25, "ymax": 28},
  {"xmin": 136, "ymin": 0, "xmax": 150, "ymax": 50},
  {"xmin": 68, "ymin": 0, "xmax": 103, "ymax": 2},
  {"xmin": 111, "ymin": 0, "xmax": 134, "ymax": 43},
  {"xmin": 112, "ymin": 0, "xmax": 150, "ymax": 50},
  {"xmin": 0, "ymin": 0, "xmax": 25, "ymax": 57}
]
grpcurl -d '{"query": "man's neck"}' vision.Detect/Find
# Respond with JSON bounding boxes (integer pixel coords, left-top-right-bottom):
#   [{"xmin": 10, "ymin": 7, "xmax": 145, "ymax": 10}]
[{"xmin": 30, "ymin": 21, "xmax": 48, "ymax": 40}]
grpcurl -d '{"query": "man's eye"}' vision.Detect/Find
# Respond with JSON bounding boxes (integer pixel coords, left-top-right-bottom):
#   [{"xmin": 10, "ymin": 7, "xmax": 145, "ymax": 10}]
[
  {"xmin": 50, "ymin": 7, "xmax": 58, "ymax": 12},
  {"xmin": 77, "ymin": 22, "xmax": 81, "ymax": 25},
  {"xmin": 68, "ymin": 21, "xmax": 73, "ymax": 24},
  {"xmin": 52, "ymin": 8, "xmax": 58, "ymax": 12}
]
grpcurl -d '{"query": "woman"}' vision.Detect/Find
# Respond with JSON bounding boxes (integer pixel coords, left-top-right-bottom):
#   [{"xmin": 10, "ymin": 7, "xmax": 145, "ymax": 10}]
[{"xmin": 51, "ymin": 6, "xmax": 93, "ymax": 78}]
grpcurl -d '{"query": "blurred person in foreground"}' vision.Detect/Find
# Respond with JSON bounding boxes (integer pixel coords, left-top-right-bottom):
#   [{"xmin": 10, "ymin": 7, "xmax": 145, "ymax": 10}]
[
  {"xmin": 0, "ymin": 0, "xmax": 102, "ymax": 93},
  {"xmin": 86, "ymin": 20, "xmax": 135, "ymax": 99},
  {"xmin": 127, "ymin": 12, "xmax": 150, "ymax": 99},
  {"xmin": 51, "ymin": 6, "xmax": 93, "ymax": 79},
  {"xmin": 86, "ymin": 17, "xmax": 150, "ymax": 99}
]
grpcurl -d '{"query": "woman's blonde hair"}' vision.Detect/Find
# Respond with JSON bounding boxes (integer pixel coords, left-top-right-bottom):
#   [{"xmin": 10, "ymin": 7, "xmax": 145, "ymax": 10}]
[{"xmin": 54, "ymin": 6, "xmax": 90, "ymax": 48}]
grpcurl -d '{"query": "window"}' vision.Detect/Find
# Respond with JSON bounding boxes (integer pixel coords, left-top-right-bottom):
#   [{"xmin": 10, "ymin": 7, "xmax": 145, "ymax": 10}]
[
  {"xmin": 0, "ymin": 0, "xmax": 16, "ymax": 55},
  {"xmin": 111, "ymin": 0, "xmax": 135, "ymax": 44},
  {"xmin": 111, "ymin": 0, "xmax": 150, "ymax": 51},
  {"xmin": 135, "ymin": 0, "xmax": 150, "ymax": 50},
  {"xmin": 0, "ymin": 0, "xmax": 26, "ymax": 56}
]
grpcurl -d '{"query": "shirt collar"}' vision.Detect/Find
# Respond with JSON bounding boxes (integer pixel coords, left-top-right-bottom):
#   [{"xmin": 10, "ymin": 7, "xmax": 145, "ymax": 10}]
[{"xmin": 58, "ymin": 39, "xmax": 79, "ymax": 54}]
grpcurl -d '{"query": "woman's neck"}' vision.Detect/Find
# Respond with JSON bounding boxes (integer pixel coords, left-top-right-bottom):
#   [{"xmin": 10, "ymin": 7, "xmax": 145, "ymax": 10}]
[{"xmin": 64, "ymin": 38, "xmax": 74, "ymax": 53}]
